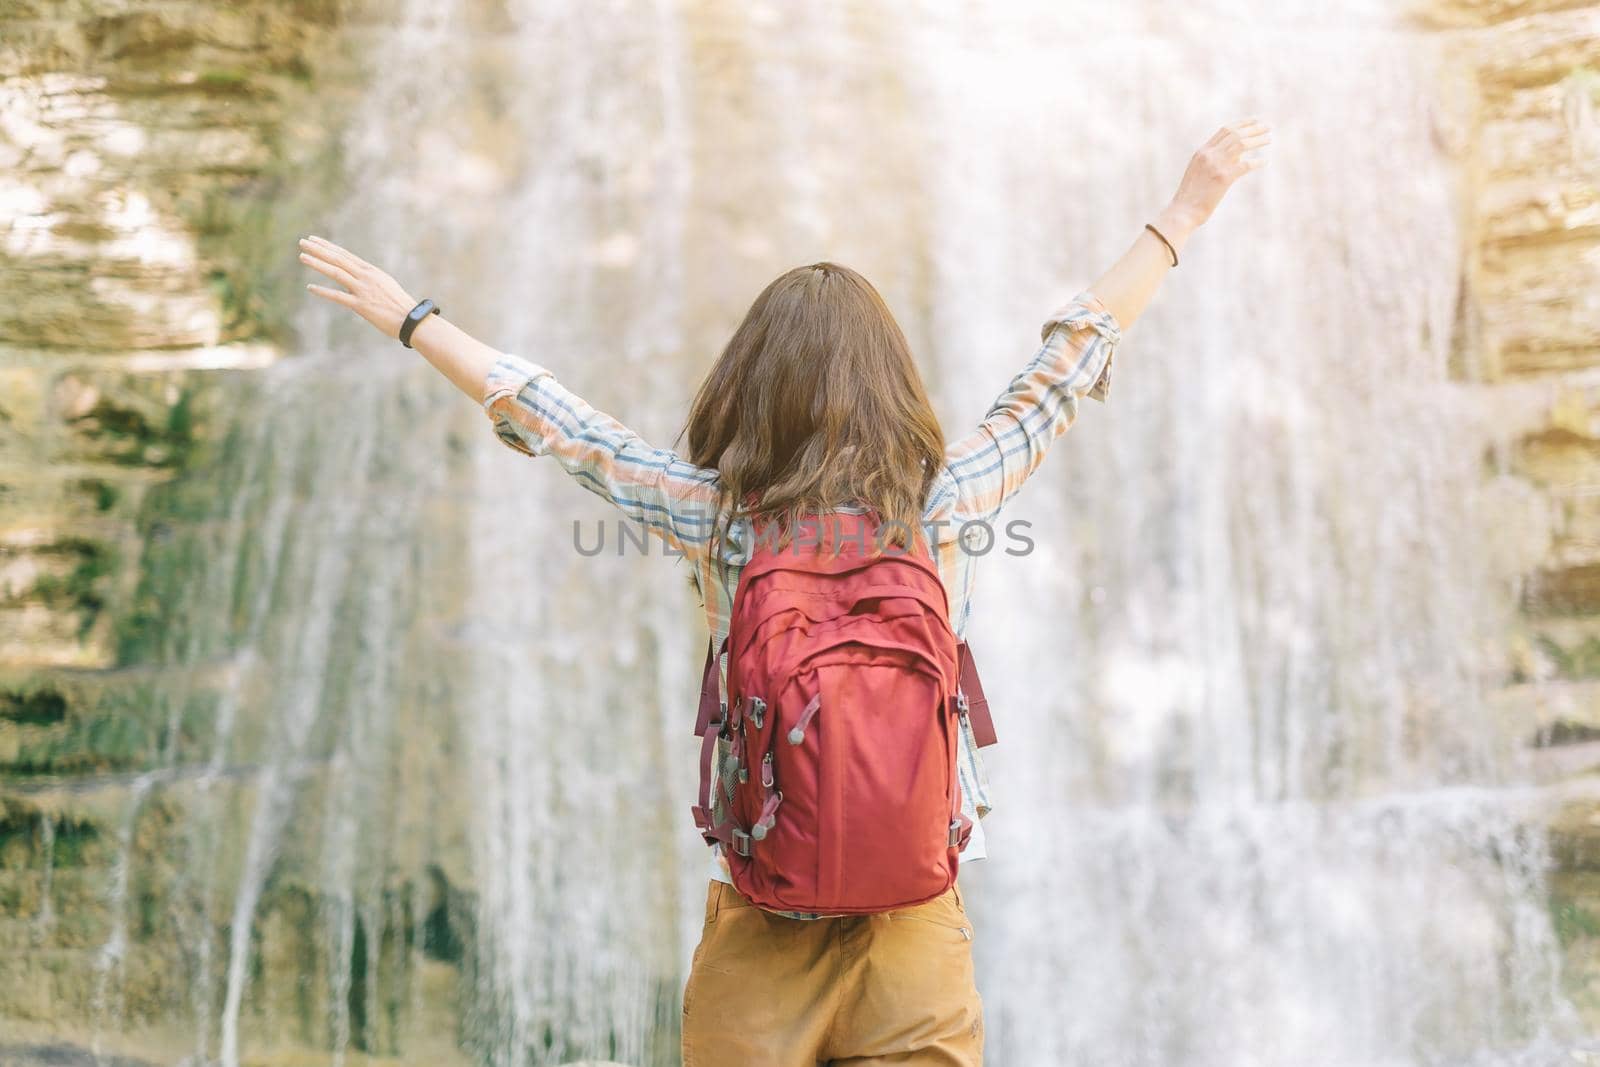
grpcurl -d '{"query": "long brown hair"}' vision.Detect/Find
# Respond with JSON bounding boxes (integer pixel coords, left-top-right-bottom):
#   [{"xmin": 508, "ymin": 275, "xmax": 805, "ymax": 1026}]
[{"xmin": 676, "ymin": 262, "xmax": 944, "ymax": 566}]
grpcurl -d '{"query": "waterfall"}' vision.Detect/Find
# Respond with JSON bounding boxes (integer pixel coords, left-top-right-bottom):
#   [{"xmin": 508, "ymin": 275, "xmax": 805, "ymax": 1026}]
[{"xmin": 76, "ymin": 1, "xmax": 1581, "ymax": 1065}]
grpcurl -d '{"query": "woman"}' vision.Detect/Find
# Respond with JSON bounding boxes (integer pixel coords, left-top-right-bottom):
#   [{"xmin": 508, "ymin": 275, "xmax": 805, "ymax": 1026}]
[{"xmin": 302, "ymin": 117, "xmax": 1270, "ymax": 1066}]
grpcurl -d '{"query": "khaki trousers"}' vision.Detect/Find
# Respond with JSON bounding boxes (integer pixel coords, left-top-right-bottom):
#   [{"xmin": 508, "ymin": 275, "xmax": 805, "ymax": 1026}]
[{"xmin": 680, "ymin": 880, "xmax": 984, "ymax": 1066}]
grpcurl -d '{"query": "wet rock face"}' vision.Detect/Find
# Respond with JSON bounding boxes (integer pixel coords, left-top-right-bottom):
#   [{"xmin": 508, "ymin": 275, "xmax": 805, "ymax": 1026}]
[
  {"xmin": 1465, "ymin": 10, "xmax": 1600, "ymax": 383},
  {"xmin": 0, "ymin": 1, "xmax": 347, "ymax": 352},
  {"xmin": 1431, "ymin": 0, "xmax": 1600, "ymax": 1031},
  {"xmin": 1448, "ymin": 1, "xmax": 1600, "ymax": 589},
  {"xmin": 0, "ymin": 1, "xmax": 433, "ymax": 1062},
  {"xmin": 0, "ymin": 0, "xmax": 355, "ymax": 672}
]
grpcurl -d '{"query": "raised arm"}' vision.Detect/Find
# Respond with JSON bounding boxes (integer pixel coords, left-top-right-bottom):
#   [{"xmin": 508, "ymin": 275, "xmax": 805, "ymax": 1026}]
[
  {"xmin": 944, "ymin": 118, "xmax": 1271, "ymax": 522},
  {"xmin": 475, "ymin": 351, "xmax": 719, "ymax": 555},
  {"xmin": 297, "ymin": 236, "xmax": 718, "ymax": 556},
  {"xmin": 1088, "ymin": 117, "xmax": 1271, "ymax": 332},
  {"xmin": 942, "ymin": 292, "xmax": 1122, "ymax": 522}
]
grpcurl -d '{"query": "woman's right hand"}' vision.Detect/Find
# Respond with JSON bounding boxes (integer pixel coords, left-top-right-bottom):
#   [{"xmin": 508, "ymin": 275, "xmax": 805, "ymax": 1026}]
[{"xmin": 1164, "ymin": 118, "xmax": 1272, "ymax": 234}]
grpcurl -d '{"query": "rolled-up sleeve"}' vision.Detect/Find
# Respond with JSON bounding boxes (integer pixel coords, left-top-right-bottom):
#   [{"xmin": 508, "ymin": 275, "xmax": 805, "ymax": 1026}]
[
  {"xmin": 942, "ymin": 290, "xmax": 1122, "ymax": 522},
  {"xmin": 1046, "ymin": 296, "xmax": 1117, "ymax": 405},
  {"xmin": 482, "ymin": 352, "xmax": 721, "ymax": 556}
]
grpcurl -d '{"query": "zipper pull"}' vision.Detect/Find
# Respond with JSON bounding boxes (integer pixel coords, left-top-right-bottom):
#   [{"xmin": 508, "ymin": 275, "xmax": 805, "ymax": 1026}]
[
  {"xmin": 787, "ymin": 693, "xmax": 822, "ymax": 745},
  {"xmin": 761, "ymin": 751, "xmax": 774, "ymax": 788},
  {"xmin": 749, "ymin": 790, "xmax": 783, "ymax": 841},
  {"xmin": 748, "ymin": 697, "xmax": 766, "ymax": 730}
]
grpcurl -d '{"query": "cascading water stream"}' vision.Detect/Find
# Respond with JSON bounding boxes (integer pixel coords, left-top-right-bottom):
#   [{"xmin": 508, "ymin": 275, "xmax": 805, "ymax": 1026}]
[
  {"xmin": 70, "ymin": 2, "xmax": 1583, "ymax": 1066},
  {"xmin": 458, "ymin": 2, "xmax": 1580, "ymax": 1063},
  {"xmin": 90, "ymin": 771, "xmax": 155, "ymax": 1060}
]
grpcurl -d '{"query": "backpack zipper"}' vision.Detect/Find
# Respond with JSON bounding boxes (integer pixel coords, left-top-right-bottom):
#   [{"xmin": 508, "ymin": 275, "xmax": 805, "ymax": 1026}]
[
  {"xmin": 786, "ymin": 692, "xmax": 822, "ymax": 746},
  {"xmin": 750, "ymin": 789, "xmax": 783, "ymax": 841}
]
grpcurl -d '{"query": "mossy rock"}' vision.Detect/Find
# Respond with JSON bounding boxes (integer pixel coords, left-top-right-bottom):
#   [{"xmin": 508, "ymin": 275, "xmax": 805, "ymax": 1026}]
[
  {"xmin": 1536, "ymin": 631, "xmax": 1600, "ymax": 680},
  {"xmin": 0, "ymin": 664, "xmax": 235, "ymax": 778},
  {"xmin": 82, "ymin": 10, "xmax": 200, "ymax": 63},
  {"xmin": 13, "ymin": 538, "xmax": 116, "ymax": 641},
  {"xmin": 73, "ymin": 477, "xmax": 122, "ymax": 514},
  {"xmin": 59, "ymin": 373, "xmax": 203, "ymax": 471},
  {"xmin": 0, "ymin": 687, "xmax": 67, "ymax": 727},
  {"xmin": 0, "ymin": 799, "xmax": 102, "ymax": 871},
  {"xmin": 2, "ymin": 689, "xmax": 219, "ymax": 778},
  {"xmin": 108, "ymin": 374, "xmax": 266, "ymax": 668}
]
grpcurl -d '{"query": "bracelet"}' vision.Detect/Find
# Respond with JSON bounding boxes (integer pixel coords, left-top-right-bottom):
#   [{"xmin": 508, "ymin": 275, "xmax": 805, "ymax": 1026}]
[
  {"xmin": 1144, "ymin": 223, "xmax": 1179, "ymax": 268},
  {"xmin": 399, "ymin": 298, "xmax": 441, "ymax": 348}
]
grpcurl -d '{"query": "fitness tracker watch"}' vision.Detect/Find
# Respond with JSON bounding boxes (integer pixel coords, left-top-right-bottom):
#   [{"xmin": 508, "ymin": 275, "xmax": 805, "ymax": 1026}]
[{"xmin": 399, "ymin": 298, "xmax": 440, "ymax": 348}]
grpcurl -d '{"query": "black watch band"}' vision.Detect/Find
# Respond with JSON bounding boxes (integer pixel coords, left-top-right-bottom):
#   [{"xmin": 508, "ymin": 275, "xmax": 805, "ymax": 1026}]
[{"xmin": 399, "ymin": 298, "xmax": 440, "ymax": 348}]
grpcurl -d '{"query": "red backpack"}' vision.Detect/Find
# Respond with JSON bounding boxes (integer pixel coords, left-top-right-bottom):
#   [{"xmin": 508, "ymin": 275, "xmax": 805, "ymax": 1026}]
[{"xmin": 691, "ymin": 510, "xmax": 997, "ymax": 915}]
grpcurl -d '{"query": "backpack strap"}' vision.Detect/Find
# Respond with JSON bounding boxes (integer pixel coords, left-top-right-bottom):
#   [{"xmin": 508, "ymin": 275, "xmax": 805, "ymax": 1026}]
[
  {"xmin": 948, "ymin": 644, "xmax": 981, "ymax": 850},
  {"xmin": 956, "ymin": 640, "xmax": 998, "ymax": 748},
  {"xmin": 690, "ymin": 722, "xmax": 751, "ymax": 858},
  {"xmin": 694, "ymin": 634, "xmax": 728, "ymax": 738},
  {"xmin": 691, "ymin": 634, "xmax": 752, "ymax": 856}
]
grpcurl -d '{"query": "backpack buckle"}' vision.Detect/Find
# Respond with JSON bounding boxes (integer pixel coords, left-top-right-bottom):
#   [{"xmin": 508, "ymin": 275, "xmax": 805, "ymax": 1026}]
[
  {"xmin": 948, "ymin": 819, "xmax": 963, "ymax": 847},
  {"xmin": 731, "ymin": 828, "xmax": 753, "ymax": 857}
]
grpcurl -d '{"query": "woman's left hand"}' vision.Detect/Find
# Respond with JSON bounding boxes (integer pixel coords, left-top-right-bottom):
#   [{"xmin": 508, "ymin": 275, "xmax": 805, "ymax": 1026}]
[{"xmin": 299, "ymin": 235, "xmax": 419, "ymax": 341}]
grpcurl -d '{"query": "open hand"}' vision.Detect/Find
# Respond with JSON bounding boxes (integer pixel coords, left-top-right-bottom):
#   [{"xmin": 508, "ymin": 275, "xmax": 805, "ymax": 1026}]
[
  {"xmin": 299, "ymin": 235, "xmax": 418, "ymax": 341},
  {"xmin": 1167, "ymin": 118, "xmax": 1271, "ymax": 232}
]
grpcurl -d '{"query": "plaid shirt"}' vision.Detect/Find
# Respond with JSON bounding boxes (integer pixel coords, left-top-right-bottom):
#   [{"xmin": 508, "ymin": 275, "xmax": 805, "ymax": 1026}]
[{"xmin": 482, "ymin": 289, "xmax": 1121, "ymax": 915}]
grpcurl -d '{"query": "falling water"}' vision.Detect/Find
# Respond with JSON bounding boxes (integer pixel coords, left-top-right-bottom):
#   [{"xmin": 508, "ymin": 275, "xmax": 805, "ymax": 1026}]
[
  {"xmin": 32, "ymin": 810, "xmax": 55, "ymax": 945},
  {"xmin": 75, "ymin": 1, "xmax": 1586, "ymax": 1065},
  {"xmin": 91, "ymin": 772, "xmax": 155, "ymax": 1060}
]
